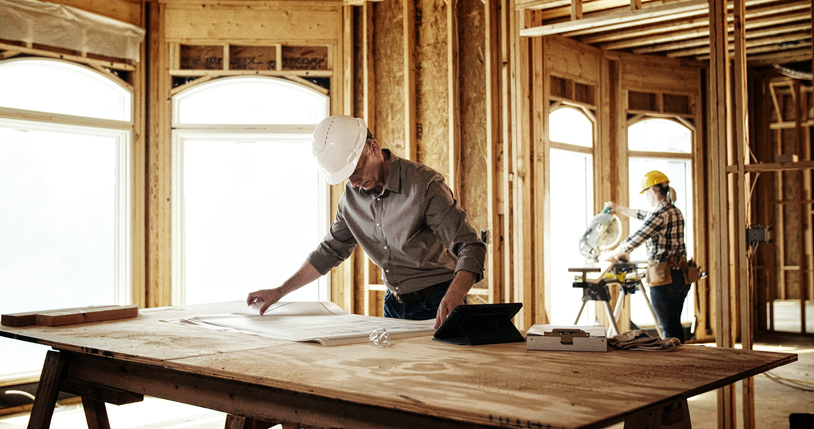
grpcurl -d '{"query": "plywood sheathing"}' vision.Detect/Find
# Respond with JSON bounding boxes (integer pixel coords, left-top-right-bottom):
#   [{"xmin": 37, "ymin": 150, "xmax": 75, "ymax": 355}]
[
  {"xmin": 373, "ymin": 0, "xmax": 406, "ymax": 157},
  {"xmin": 458, "ymin": 0, "xmax": 488, "ymax": 238},
  {"xmin": 52, "ymin": 0, "xmax": 143, "ymax": 27},
  {"xmin": 414, "ymin": 0, "xmax": 449, "ymax": 179}
]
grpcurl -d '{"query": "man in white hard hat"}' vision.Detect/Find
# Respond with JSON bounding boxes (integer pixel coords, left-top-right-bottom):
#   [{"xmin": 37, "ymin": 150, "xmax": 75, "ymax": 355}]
[{"xmin": 247, "ymin": 115, "xmax": 486, "ymax": 329}]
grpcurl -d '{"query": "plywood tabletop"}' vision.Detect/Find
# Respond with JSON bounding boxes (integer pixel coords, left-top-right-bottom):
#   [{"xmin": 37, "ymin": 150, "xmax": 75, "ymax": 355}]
[
  {"xmin": 1, "ymin": 302, "xmax": 798, "ymax": 428},
  {"xmin": 0, "ymin": 301, "xmax": 288, "ymax": 364},
  {"xmin": 166, "ymin": 335, "xmax": 797, "ymax": 429}
]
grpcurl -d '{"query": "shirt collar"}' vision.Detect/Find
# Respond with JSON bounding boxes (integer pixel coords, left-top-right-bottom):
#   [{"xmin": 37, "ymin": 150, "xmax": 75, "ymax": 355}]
[{"xmin": 381, "ymin": 149, "xmax": 400, "ymax": 195}]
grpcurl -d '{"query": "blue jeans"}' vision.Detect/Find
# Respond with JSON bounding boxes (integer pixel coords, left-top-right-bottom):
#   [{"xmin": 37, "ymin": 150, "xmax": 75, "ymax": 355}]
[
  {"xmin": 384, "ymin": 286, "xmax": 454, "ymax": 320},
  {"xmin": 649, "ymin": 269, "xmax": 691, "ymax": 343}
]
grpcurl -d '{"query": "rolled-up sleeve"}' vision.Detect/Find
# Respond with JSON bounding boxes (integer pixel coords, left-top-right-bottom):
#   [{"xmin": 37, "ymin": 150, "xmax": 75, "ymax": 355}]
[
  {"xmin": 423, "ymin": 178, "xmax": 486, "ymax": 282},
  {"xmin": 306, "ymin": 207, "xmax": 358, "ymax": 275},
  {"xmin": 619, "ymin": 211, "xmax": 662, "ymax": 254}
]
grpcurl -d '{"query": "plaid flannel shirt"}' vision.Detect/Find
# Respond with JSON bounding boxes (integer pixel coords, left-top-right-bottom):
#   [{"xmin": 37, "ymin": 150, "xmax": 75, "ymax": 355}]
[{"xmin": 619, "ymin": 201, "xmax": 687, "ymax": 262}]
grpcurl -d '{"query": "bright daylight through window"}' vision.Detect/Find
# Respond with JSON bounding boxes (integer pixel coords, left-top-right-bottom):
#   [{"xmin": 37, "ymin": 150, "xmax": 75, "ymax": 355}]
[
  {"xmin": 627, "ymin": 117, "xmax": 695, "ymax": 327},
  {"xmin": 548, "ymin": 106, "xmax": 595, "ymax": 325},
  {"xmin": 172, "ymin": 77, "xmax": 329, "ymax": 305},
  {"xmin": 0, "ymin": 59, "xmax": 132, "ymax": 382}
]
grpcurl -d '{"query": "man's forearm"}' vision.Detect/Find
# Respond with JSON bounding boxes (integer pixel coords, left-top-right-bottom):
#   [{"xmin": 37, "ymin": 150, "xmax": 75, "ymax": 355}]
[
  {"xmin": 447, "ymin": 270, "xmax": 478, "ymax": 299},
  {"xmin": 281, "ymin": 261, "xmax": 322, "ymax": 294}
]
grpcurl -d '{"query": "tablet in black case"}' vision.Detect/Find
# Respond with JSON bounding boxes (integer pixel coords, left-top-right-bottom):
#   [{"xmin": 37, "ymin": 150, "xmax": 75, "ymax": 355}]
[{"xmin": 433, "ymin": 303, "xmax": 526, "ymax": 346}]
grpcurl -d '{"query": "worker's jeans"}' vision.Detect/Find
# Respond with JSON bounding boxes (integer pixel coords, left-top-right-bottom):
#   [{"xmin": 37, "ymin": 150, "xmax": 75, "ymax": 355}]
[
  {"xmin": 649, "ymin": 269, "xmax": 691, "ymax": 343},
  {"xmin": 383, "ymin": 288, "xmax": 448, "ymax": 320}
]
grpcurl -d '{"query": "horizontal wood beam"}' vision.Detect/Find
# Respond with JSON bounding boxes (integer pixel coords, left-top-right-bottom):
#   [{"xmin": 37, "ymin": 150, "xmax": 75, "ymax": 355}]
[
  {"xmin": 520, "ymin": 0, "xmax": 708, "ymax": 37},
  {"xmin": 725, "ymin": 160, "xmax": 814, "ymax": 173},
  {"xmin": 570, "ymin": 0, "xmax": 808, "ymax": 43},
  {"xmin": 632, "ymin": 22, "xmax": 811, "ymax": 55},
  {"xmin": 677, "ymin": 38, "xmax": 811, "ymax": 58},
  {"xmin": 744, "ymin": 47, "xmax": 813, "ymax": 65},
  {"xmin": 582, "ymin": 2, "xmax": 808, "ymax": 45}
]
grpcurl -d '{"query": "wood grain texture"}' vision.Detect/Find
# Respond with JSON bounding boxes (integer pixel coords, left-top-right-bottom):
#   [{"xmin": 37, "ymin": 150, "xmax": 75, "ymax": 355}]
[
  {"xmin": 35, "ymin": 305, "xmax": 139, "ymax": 327},
  {"xmin": 2, "ymin": 305, "xmax": 138, "ymax": 327},
  {"xmin": 167, "ymin": 335, "xmax": 795, "ymax": 429},
  {"xmin": 2, "ymin": 302, "xmax": 797, "ymax": 428},
  {"xmin": 0, "ymin": 302, "xmax": 288, "ymax": 364}
]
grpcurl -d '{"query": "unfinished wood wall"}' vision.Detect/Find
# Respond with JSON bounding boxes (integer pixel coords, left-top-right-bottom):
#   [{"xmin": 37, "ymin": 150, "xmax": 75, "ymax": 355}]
[
  {"xmin": 145, "ymin": 0, "xmax": 346, "ymax": 308},
  {"xmin": 753, "ymin": 76, "xmax": 814, "ymax": 334},
  {"xmin": 349, "ymin": 0, "xmax": 497, "ymax": 315},
  {"xmin": 22, "ymin": 0, "xmax": 745, "ymax": 340}
]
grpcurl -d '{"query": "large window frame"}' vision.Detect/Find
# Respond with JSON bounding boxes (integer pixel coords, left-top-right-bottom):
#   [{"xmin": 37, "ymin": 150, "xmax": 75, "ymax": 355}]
[
  {"xmin": 0, "ymin": 57, "xmax": 133, "ymax": 384},
  {"xmin": 547, "ymin": 103, "xmax": 597, "ymax": 325},
  {"xmin": 626, "ymin": 115, "xmax": 696, "ymax": 327},
  {"xmin": 170, "ymin": 76, "xmax": 330, "ymax": 306}
]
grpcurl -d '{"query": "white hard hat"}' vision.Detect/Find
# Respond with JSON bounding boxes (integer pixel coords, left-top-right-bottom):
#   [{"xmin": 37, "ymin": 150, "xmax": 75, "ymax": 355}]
[{"xmin": 312, "ymin": 115, "xmax": 368, "ymax": 185}]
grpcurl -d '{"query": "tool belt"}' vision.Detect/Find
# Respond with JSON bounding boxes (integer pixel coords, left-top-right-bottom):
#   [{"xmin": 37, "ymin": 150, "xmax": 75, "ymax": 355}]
[
  {"xmin": 646, "ymin": 257, "xmax": 702, "ymax": 286},
  {"xmin": 396, "ymin": 281, "xmax": 451, "ymax": 304}
]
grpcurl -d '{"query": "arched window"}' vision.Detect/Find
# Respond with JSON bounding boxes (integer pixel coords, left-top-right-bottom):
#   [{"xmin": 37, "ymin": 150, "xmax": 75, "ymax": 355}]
[
  {"xmin": 172, "ymin": 77, "xmax": 329, "ymax": 305},
  {"xmin": 0, "ymin": 58, "xmax": 132, "ymax": 380},
  {"xmin": 548, "ymin": 106, "xmax": 595, "ymax": 324},
  {"xmin": 627, "ymin": 117, "xmax": 695, "ymax": 328}
]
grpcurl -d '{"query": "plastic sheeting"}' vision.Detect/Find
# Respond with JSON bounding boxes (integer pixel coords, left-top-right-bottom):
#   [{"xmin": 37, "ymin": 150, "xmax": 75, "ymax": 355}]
[{"xmin": 0, "ymin": 0, "xmax": 145, "ymax": 62}]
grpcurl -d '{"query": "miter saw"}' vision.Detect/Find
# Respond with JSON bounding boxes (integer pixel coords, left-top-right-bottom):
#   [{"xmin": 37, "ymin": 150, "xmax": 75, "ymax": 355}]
[
  {"xmin": 579, "ymin": 206, "xmax": 623, "ymax": 263},
  {"xmin": 571, "ymin": 207, "xmax": 663, "ymax": 337}
]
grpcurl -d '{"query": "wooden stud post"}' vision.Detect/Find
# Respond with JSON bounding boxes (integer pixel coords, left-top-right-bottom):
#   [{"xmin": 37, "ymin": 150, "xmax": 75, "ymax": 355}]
[
  {"xmin": 403, "ymin": 0, "xmax": 417, "ymax": 162},
  {"xmin": 146, "ymin": 1, "xmax": 173, "ymax": 308},
  {"xmin": 514, "ymin": 2, "xmax": 534, "ymax": 330},
  {"xmin": 501, "ymin": 0, "xmax": 515, "ymax": 306},
  {"xmin": 341, "ymin": 4, "xmax": 355, "ymax": 314},
  {"xmin": 794, "ymin": 81, "xmax": 810, "ymax": 335},
  {"xmin": 571, "ymin": 0, "xmax": 583, "ymax": 20},
  {"xmin": 531, "ymin": 19, "xmax": 546, "ymax": 325},
  {"xmin": 709, "ymin": 0, "xmax": 736, "ymax": 427},
  {"xmin": 448, "ymin": 0, "xmax": 461, "ymax": 197},
  {"xmin": 485, "ymin": 0, "xmax": 502, "ymax": 304},
  {"xmin": 732, "ymin": 0, "xmax": 755, "ymax": 427}
]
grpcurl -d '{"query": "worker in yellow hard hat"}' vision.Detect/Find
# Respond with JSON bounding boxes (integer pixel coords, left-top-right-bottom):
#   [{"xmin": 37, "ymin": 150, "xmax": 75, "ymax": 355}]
[
  {"xmin": 247, "ymin": 115, "xmax": 486, "ymax": 329},
  {"xmin": 601, "ymin": 170, "xmax": 691, "ymax": 343}
]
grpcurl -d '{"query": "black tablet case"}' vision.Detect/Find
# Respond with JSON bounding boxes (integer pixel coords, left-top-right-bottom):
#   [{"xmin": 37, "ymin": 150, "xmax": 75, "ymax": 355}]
[{"xmin": 433, "ymin": 303, "xmax": 525, "ymax": 346}]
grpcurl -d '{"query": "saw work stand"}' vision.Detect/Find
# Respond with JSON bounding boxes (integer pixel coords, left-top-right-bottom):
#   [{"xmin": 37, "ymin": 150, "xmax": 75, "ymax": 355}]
[
  {"xmin": 569, "ymin": 262, "xmax": 663, "ymax": 338},
  {"xmin": 569, "ymin": 266, "xmax": 620, "ymax": 336}
]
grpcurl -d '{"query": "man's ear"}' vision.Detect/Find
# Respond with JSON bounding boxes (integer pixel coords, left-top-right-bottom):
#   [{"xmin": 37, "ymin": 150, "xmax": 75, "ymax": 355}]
[{"xmin": 368, "ymin": 138, "xmax": 381, "ymax": 155}]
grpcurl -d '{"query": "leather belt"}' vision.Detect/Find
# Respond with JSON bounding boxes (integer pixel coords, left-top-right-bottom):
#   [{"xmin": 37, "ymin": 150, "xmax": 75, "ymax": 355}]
[{"xmin": 395, "ymin": 281, "xmax": 451, "ymax": 304}]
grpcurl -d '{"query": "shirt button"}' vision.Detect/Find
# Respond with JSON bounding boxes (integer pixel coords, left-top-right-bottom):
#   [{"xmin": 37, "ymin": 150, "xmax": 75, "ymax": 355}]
[
  {"xmin": 377, "ymin": 198, "xmax": 380, "ymax": 201},
  {"xmin": 376, "ymin": 223, "xmax": 380, "ymax": 227},
  {"xmin": 384, "ymin": 246, "xmax": 388, "ymax": 250},
  {"xmin": 385, "ymin": 269, "xmax": 390, "ymax": 273}
]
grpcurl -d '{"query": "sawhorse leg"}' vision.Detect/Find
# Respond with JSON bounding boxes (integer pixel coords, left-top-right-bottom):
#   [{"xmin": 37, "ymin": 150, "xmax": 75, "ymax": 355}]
[
  {"xmin": 82, "ymin": 397, "xmax": 111, "ymax": 429},
  {"xmin": 225, "ymin": 414, "xmax": 298, "ymax": 429},
  {"xmin": 624, "ymin": 398, "xmax": 691, "ymax": 429},
  {"xmin": 27, "ymin": 350, "xmax": 68, "ymax": 429}
]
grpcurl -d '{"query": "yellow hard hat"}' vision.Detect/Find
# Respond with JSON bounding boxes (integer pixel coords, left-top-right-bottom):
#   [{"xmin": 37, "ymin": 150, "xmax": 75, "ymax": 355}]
[{"xmin": 640, "ymin": 170, "xmax": 669, "ymax": 193}]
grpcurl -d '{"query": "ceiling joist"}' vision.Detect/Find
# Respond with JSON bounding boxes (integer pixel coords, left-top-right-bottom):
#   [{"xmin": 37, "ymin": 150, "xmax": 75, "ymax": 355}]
[{"xmin": 520, "ymin": 0, "xmax": 708, "ymax": 37}]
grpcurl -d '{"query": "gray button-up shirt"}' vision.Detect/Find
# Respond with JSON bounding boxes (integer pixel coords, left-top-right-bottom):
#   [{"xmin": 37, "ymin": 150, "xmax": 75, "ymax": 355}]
[{"xmin": 307, "ymin": 150, "xmax": 486, "ymax": 294}]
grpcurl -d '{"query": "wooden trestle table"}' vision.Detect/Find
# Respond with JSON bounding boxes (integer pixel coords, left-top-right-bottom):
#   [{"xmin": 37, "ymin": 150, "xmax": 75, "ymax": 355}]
[{"xmin": 0, "ymin": 302, "xmax": 797, "ymax": 429}]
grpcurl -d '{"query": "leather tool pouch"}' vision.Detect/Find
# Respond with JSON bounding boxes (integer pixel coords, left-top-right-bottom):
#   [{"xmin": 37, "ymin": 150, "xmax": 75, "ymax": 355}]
[
  {"xmin": 646, "ymin": 260, "xmax": 674, "ymax": 286},
  {"xmin": 680, "ymin": 258, "xmax": 702, "ymax": 284}
]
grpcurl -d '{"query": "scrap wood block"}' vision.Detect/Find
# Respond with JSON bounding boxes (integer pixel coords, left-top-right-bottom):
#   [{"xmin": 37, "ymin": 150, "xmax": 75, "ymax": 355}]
[{"xmin": 1, "ymin": 305, "xmax": 139, "ymax": 327}]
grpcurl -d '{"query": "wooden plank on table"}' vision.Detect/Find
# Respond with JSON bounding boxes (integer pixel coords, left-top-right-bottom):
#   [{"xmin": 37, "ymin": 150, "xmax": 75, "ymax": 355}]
[
  {"xmin": 1, "ymin": 305, "xmax": 138, "ymax": 327},
  {"xmin": 35, "ymin": 305, "xmax": 138, "ymax": 327}
]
